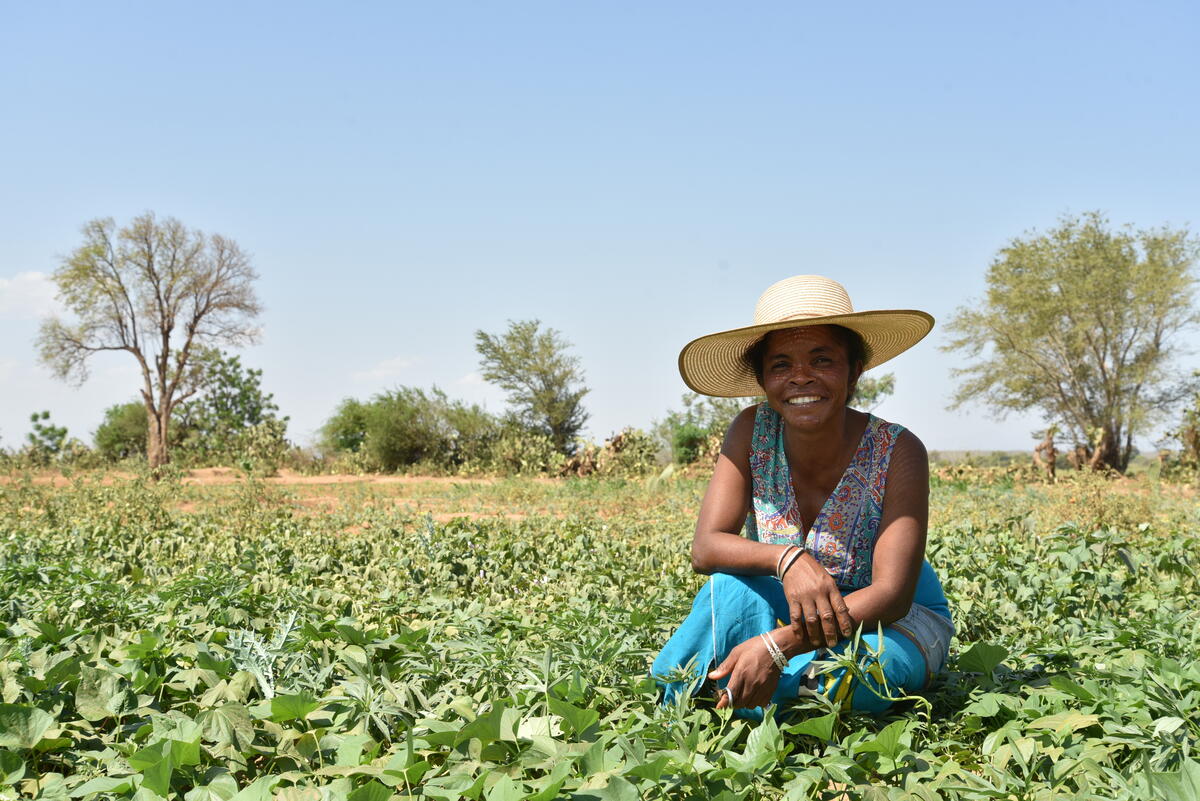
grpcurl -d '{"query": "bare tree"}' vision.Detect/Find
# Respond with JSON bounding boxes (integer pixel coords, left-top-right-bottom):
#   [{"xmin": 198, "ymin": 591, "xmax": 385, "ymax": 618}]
[{"xmin": 37, "ymin": 213, "xmax": 262, "ymax": 469}]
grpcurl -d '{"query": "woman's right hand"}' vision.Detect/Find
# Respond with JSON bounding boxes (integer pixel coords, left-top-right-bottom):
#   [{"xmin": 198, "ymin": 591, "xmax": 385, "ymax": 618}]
[{"xmin": 783, "ymin": 551, "xmax": 854, "ymax": 649}]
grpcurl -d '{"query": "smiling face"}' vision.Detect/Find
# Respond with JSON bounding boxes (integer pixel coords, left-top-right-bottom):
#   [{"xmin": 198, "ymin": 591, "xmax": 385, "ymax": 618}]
[{"xmin": 754, "ymin": 326, "xmax": 863, "ymax": 431}]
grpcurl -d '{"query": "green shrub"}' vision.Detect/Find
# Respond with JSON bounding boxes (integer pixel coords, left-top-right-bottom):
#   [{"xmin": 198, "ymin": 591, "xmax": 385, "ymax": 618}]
[
  {"xmin": 599, "ymin": 427, "xmax": 660, "ymax": 476},
  {"xmin": 655, "ymin": 393, "xmax": 754, "ymax": 464},
  {"xmin": 670, "ymin": 422, "xmax": 710, "ymax": 466},
  {"xmin": 321, "ymin": 398, "xmax": 371, "ymax": 455},
  {"xmin": 94, "ymin": 401, "xmax": 148, "ymax": 461},
  {"xmin": 321, "ymin": 387, "xmax": 509, "ymax": 473},
  {"xmin": 471, "ymin": 427, "xmax": 563, "ymax": 475},
  {"xmin": 361, "ymin": 387, "xmax": 455, "ymax": 470},
  {"xmin": 174, "ymin": 349, "xmax": 288, "ymax": 464},
  {"xmin": 235, "ymin": 418, "xmax": 290, "ymax": 477}
]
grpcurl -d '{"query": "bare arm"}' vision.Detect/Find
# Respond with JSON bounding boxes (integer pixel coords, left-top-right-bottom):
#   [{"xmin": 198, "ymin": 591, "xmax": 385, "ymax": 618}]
[
  {"xmin": 841, "ymin": 429, "xmax": 929, "ymax": 628},
  {"xmin": 690, "ymin": 407, "xmax": 794, "ymax": 576}
]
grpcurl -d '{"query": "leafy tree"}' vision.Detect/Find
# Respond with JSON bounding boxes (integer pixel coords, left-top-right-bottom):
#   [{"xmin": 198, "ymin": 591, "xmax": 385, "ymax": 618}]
[
  {"xmin": 321, "ymin": 398, "xmax": 371, "ymax": 455},
  {"xmin": 174, "ymin": 348, "xmax": 286, "ymax": 461},
  {"xmin": 944, "ymin": 212, "xmax": 1200, "ymax": 472},
  {"xmin": 474, "ymin": 320, "xmax": 589, "ymax": 454},
  {"xmin": 852, "ymin": 372, "xmax": 895, "ymax": 411},
  {"xmin": 26, "ymin": 411, "xmax": 68, "ymax": 459},
  {"xmin": 94, "ymin": 401, "xmax": 148, "ymax": 461},
  {"xmin": 37, "ymin": 213, "xmax": 261, "ymax": 470}
]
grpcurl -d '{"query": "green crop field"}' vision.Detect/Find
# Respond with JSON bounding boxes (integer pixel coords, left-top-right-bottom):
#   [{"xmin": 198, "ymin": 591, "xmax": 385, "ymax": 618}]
[{"xmin": 1, "ymin": 470, "xmax": 1198, "ymax": 800}]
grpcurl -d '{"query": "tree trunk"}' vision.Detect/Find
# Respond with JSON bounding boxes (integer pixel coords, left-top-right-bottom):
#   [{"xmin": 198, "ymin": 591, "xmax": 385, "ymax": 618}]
[
  {"xmin": 147, "ymin": 405, "xmax": 171, "ymax": 471},
  {"xmin": 1087, "ymin": 426, "xmax": 1124, "ymax": 472}
]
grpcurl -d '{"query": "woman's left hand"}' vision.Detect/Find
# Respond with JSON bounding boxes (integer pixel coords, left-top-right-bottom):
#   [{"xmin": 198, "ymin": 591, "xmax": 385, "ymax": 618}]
[{"xmin": 708, "ymin": 636, "xmax": 780, "ymax": 710}]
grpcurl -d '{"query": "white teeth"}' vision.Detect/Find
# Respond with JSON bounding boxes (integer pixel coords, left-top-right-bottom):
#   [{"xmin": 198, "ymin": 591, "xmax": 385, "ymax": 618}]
[{"xmin": 787, "ymin": 396, "xmax": 821, "ymax": 406}]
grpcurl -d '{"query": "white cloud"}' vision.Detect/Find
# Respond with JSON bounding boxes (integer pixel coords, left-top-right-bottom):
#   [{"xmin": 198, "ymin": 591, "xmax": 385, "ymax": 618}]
[
  {"xmin": 455, "ymin": 371, "xmax": 485, "ymax": 386},
  {"xmin": 351, "ymin": 356, "xmax": 416, "ymax": 382},
  {"xmin": 0, "ymin": 272, "xmax": 61, "ymax": 320}
]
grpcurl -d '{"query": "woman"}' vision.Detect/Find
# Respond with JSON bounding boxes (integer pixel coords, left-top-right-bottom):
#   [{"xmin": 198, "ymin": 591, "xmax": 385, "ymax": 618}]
[{"xmin": 653, "ymin": 275, "xmax": 953, "ymax": 717}]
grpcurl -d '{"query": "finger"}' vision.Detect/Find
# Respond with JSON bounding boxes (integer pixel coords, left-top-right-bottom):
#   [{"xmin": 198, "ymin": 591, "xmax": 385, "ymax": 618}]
[
  {"xmin": 801, "ymin": 599, "xmax": 824, "ymax": 648},
  {"xmin": 829, "ymin": 591, "xmax": 854, "ymax": 638},
  {"xmin": 814, "ymin": 594, "xmax": 839, "ymax": 649},
  {"xmin": 708, "ymin": 657, "xmax": 733, "ymax": 680},
  {"xmin": 788, "ymin": 594, "xmax": 804, "ymax": 636}
]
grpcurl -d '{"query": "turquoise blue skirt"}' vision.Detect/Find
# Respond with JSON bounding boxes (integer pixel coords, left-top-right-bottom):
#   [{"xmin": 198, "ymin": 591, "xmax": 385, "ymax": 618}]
[{"xmin": 652, "ymin": 560, "xmax": 953, "ymax": 720}]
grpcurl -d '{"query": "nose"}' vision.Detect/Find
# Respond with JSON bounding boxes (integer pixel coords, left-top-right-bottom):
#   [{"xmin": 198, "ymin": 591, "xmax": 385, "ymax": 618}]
[{"xmin": 786, "ymin": 364, "xmax": 815, "ymax": 384}]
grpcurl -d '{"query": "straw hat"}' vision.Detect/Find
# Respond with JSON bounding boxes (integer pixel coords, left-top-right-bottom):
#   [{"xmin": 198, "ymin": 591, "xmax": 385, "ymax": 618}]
[{"xmin": 678, "ymin": 275, "xmax": 934, "ymax": 397}]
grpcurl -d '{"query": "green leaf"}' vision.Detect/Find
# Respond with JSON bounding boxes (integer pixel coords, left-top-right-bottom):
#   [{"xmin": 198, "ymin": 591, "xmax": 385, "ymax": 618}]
[
  {"xmin": 128, "ymin": 740, "xmax": 174, "ymax": 797},
  {"xmin": 458, "ymin": 701, "xmax": 517, "ymax": 746},
  {"xmin": 75, "ymin": 667, "xmax": 134, "ymax": 722},
  {"xmin": 1027, "ymin": 712, "xmax": 1101, "ymax": 734},
  {"xmin": 230, "ymin": 775, "xmax": 283, "ymax": 801},
  {"xmin": 0, "ymin": 750, "xmax": 25, "ymax": 786},
  {"xmin": 347, "ymin": 780, "xmax": 391, "ymax": 801},
  {"xmin": 573, "ymin": 776, "xmax": 639, "ymax": 801},
  {"xmin": 70, "ymin": 775, "xmax": 135, "ymax": 797},
  {"xmin": 183, "ymin": 768, "xmax": 239, "ymax": 801},
  {"xmin": 269, "ymin": 691, "xmax": 320, "ymax": 723},
  {"xmin": 784, "ymin": 711, "xmax": 837, "ymax": 741},
  {"xmin": 1153, "ymin": 716, "xmax": 1187, "ymax": 737},
  {"xmin": 856, "ymin": 719, "xmax": 908, "ymax": 761},
  {"xmin": 1147, "ymin": 758, "xmax": 1200, "ymax": 801},
  {"xmin": 624, "ymin": 755, "xmax": 670, "ymax": 781},
  {"xmin": 0, "ymin": 704, "xmax": 55, "ymax": 750},
  {"xmin": 957, "ymin": 642, "xmax": 1009, "ymax": 674},
  {"xmin": 335, "ymin": 734, "xmax": 378, "ymax": 767},
  {"xmin": 423, "ymin": 772, "xmax": 487, "ymax": 801},
  {"xmin": 197, "ymin": 704, "xmax": 255, "ymax": 751},
  {"xmin": 484, "ymin": 776, "xmax": 524, "ymax": 801},
  {"xmin": 547, "ymin": 697, "xmax": 599, "ymax": 739}
]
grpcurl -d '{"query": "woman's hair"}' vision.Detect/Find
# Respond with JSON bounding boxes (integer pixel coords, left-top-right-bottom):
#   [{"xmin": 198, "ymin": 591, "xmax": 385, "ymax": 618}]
[{"xmin": 743, "ymin": 325, "xmax": 867, "ymax": 387}]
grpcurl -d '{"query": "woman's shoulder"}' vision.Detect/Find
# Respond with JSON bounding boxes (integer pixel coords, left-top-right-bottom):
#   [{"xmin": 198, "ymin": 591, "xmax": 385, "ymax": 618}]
[
  {"xmin": 865, "ymin": 413, "xmax": 928, "ymax": 463},
  {"xmin": 720, "ymin": 402, "xmax": 766, "ymax": 461}
]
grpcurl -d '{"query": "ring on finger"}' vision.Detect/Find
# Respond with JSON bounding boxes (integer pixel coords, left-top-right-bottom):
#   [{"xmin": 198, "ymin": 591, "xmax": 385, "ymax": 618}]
[{"xmin": 724, "ymin": 686, "xmax": 735, "ymax": 706}]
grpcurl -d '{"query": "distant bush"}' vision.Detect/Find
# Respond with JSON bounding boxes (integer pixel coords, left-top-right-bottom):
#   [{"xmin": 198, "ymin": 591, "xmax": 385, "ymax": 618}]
[
  {"xmin": 655, "ymin": 393, "xmax": 755, "ymax": 465},
  {"xmin": 321, "ymin": 386, "xmax": 511, "ymax": 473},
  {"xmin": 468, "ymin": 426, "xmax": 563, "ymax": 476},
  {"xmin": 362, "ymin": 388, "xmax": 458, "ymax": 470},
  {"xmin": 562, "ymin": 427, "xmax": 660, "ymax": 478},
  {"xmin": 94, "ymin": 401, "xmax": 149, "ymax": 461},
  {"xmin": 0, "ymin": 410, "xmax": 99, "ymax": 470},
  {"xmin": 670, "ymin": 422, "xmax": 710, "ymax": 466},
  {"xmin": 174, "ymin": 349, "xmax": 289, "ymax": 464}
]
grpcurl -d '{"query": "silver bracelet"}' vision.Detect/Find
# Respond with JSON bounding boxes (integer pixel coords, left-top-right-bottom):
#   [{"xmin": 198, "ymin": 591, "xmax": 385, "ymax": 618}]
[{"xmin": 759, "ymin": 632, "xmax": 789, "ymax": 670}]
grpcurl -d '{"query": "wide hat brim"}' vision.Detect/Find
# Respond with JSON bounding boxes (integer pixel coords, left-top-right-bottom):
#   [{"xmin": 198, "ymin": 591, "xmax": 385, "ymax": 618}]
[{"xmin": 678, "ymin": 309, "xmax": 934, "ymax": 397}]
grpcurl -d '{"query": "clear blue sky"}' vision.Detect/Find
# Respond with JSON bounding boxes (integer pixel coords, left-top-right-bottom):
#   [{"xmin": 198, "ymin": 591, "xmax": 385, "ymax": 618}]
[{"xmin": 2, "ymin": 1, "xmax": 1198, "ymax": 454}]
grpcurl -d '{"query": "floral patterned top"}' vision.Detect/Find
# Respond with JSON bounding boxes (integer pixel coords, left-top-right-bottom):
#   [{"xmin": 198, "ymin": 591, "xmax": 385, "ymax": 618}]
[{"xmin": 743, "ymin": 403, "xmax": 903, "ymax": 591}]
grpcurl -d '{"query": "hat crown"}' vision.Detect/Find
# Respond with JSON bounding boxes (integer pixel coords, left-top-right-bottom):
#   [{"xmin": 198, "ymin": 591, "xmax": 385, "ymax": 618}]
[{"xmin": 753, "ymin": 275, "xmax": 855, "ymax": 326}]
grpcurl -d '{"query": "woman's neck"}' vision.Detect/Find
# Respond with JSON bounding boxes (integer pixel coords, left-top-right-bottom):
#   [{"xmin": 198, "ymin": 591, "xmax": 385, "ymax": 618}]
[{"xmin": 783, "ymin": 407, "xmax": 867, "ymax": 481}]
